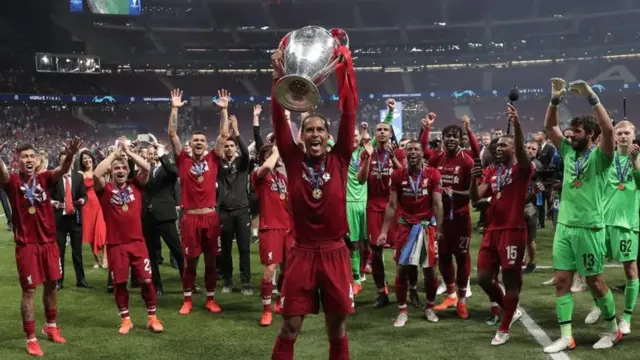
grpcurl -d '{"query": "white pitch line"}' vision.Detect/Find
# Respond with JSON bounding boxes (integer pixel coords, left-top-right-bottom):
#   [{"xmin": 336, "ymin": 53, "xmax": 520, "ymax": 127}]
[
  {"xmin": 531, "ymin": 265, "xmax": 623, "ymax": 269},
  {"xmin": 518, "ymin": 307, "xmax": 572, "ymax": 360}
]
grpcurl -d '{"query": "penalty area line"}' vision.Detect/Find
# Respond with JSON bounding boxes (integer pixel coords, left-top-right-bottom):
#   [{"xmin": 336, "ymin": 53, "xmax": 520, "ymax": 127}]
[{"xmin": 518, "ymin": 307, "xmax": 571, "ymax": 360}]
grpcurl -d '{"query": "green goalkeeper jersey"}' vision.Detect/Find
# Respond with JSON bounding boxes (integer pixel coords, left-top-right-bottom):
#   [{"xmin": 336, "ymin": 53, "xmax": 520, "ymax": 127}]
[
  {"xmin": 603, "ymin": 152, "xmax": 640, "ymax": 231},
  {"xmin": 347, "ymin": 147, "xmax": 367, "ymax": 202}
]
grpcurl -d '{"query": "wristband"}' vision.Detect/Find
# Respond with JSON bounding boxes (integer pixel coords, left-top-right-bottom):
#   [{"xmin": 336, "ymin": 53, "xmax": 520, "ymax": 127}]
[
  {"xmin": 550, "ymin": 97, "xmax": 561, "ymax": 107},
  {"xmin": 587, "ymin": 94, "xmax": 600, "ymax": 107}
]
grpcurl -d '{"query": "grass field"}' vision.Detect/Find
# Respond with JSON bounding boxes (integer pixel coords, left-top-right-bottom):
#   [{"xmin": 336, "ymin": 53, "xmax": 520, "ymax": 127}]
[{"xmin": 0, "ymin": 212, "xmax": 637, "ymax": 360}]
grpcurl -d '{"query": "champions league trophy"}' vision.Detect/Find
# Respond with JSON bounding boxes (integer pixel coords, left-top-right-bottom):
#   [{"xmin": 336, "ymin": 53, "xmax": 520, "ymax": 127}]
[{"xmin": 273, "ymin": 26, "xmax": 349, "ymax": 112}]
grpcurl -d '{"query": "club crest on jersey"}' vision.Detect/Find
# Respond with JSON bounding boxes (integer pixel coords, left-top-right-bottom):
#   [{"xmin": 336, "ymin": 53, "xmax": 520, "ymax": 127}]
[
  {"xmin": 20, "ymin": 182, "xmax": 48, "ymax": 203},
  {"xmin": 301, "ymin": 170, "xmax": 331, "ymax": 185},
  {"xmin": 439, "ymin": 166, "xmax": 461, "ymax": 186},
  {"xmin": 110, "ymin": 186, "xmax": 135, "ymax": 205},
  {"xmin": 401, "ymin": 178, "xmax": 429, "ymax": 197}
]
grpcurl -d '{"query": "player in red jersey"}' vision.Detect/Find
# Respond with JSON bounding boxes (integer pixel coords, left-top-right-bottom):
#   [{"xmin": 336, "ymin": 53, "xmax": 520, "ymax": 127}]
[
  {"xmin": 378, "ymin": 140, "xmax": 444, "ymax": 327},
  {"xmin": 420, "ymin": 114, "xmax": 479, "ymax": 315},
  {"xmin": 252, "ymin": 144, "xmax": 294, "ymax": 327},
  {"xmin": 167, "ymin": 88, "xmax": 229, "ymax": 315},
  {"xmin": 94, "ymin": 139, "xmax": 164, "ymax": 334},
  {"xmin": 470, "ymin": 105, "xmax": 533, "ymax": 345},
  {"xmin": 269, "ymin": 45, "xmax": 356, "ymax": 360},
  {"xmin": 2, "ymin": 139, "xmax": 81, "ymax": 356},
  {"xmin": 357, "ymin": 123, "xmax": 403, "ymax": 308}
]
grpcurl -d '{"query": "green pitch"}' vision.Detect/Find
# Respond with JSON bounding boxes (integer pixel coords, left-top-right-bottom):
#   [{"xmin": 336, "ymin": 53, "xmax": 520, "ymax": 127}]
[{"xmin": 0, "ymin": 212, "xmax": 635, "ymax": 360}]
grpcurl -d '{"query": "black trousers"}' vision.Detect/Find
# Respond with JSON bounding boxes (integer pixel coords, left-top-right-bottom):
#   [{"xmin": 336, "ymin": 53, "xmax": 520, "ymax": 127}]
[
  {"xmin": 218, "ymin": 208, "xmax": 251, "ymax": 285},
  {"xmin": 0, "ymin": 189, "xmax": 11, "ymax": 227},
  {"xmin": 56, "ymin": 214, "xmax": 85, "ymax": 284},
  {"xmin": 143, "ymin": 214, "xmax": 184, "ymax": 291}
]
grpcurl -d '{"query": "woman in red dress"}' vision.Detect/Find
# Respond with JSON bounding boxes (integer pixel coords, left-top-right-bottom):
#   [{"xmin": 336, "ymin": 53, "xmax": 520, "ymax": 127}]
[{"xmin": 79, "ymin": 150, "xmax": 107, "ymax": 268}]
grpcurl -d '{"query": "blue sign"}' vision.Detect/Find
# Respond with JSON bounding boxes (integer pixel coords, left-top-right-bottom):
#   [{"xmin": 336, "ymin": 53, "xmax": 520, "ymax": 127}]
[
  {"xmin": 70, "ymin": 0, "xmax": 83, "ymax": 13},
  {"xmin": 129, "ymin": 0, "xmax": 141, "ymax": 15}
]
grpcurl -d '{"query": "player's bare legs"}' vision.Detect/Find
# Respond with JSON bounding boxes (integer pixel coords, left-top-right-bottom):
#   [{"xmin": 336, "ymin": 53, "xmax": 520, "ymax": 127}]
[
  {"xmin": 325, "ymin": 313, "xmax": 349, "ymax": 360},
  {"xmin": 491, "ymin": 269, "xmax": 523, "ymax": 345},
  {"xmin": 393, "ymin": 265, "xmax": 410, "ymax": 327},
  {"xmin": 260, "ymin": 263, "xmax": 277, "ymax": 326},
  {"xmin": 272, "ymin": 315, "xmax": 304, "ymax": 360},
  {"xmin": 139, "ymin": 277, "xmax": 163, "ymax": 333},
  {"xmin": 41, "ymin": 280, "xmax": 66, "ymax": 344},
  {"xmin": 422, "ymin": 266, "xmax": 439, "ymax": 322},
  {"xmin": 203, "ymin": 251, "xmax": 221, "ymax": 313},
  {"xmin": 21, "ymin": 288, "xmax": 43, "ymax": 356},
  {"xmin": 180, "ymin": 257, "xmax": 199, "ymax": 315}
]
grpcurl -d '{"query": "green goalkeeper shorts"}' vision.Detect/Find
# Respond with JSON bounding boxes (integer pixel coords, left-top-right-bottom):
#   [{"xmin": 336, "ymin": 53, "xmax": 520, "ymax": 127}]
[
  {"xmin": 346, "ymin": 201, "xmax": 367, "ymax": 243},
  {"xmin": 605, "ymin": 225, "xmax": 639, "ymax": 263},
  {"xmin": 552, "ymin": 223, "xmax": 606, "ymax": 276}
]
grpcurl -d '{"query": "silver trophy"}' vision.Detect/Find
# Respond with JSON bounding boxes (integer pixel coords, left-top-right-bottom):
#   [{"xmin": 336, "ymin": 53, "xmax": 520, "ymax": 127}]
[{"xmin": 273, "ymin": 26, "xmax": 349, "ymax": 112}]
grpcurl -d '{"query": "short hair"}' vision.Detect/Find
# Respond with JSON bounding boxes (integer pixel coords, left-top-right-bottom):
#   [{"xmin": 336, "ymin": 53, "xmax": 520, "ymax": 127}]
[
  {"xmin": 191, "ymin": 131, "xmax": 207, "ymax": 138},
  {"xmin": 405, "ymin": 139, "xmax": 421, "ymax": 148},
  {"xmin": 16, "ymin": 144, "xmax": 36, "ymax": 154},
  {"xmin": 257, "ymin": 144, "xmax": 274, "ymax": 165},
  {"xmin": 225, "ymin": 137, "xmax": 238, "ymax": 146},
  {"xmin": 442, "ymin": 125, "xmax": 463, "ymax": 138},
  {"xmin": 301, "ymin": 113, "xmax": 330, "ymax": 132},
  {"xmin": 111, "ymin": 155, "xmax": 128, "ymax": 167},
  {"xmin": 537, "ymin": 129, "xmax": 549, "ymax": 139},
  {"xmin": 570, "ymin": 114, "xmax": 601, "ymax": 142},
  {"xmin": 615, "ymin": 120, "xmax": 636, "ymax": 131}
]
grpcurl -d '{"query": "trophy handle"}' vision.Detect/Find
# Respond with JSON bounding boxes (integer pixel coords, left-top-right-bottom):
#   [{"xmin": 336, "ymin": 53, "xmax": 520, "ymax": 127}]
[{"xmin": 330, "ymin": 28, "xmax": 349, "ymax": 48}]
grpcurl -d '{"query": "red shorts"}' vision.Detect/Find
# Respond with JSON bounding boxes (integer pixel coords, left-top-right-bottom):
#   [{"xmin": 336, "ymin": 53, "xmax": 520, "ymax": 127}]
[
  {"xmin": 15, "ymin": 242, "xmax": 61, "ymax": 290},
  {"xmin": 280, "ymin": 242, "xmax": 354, "ymax": 315},
  {"xmin": 367, "ymin": 210, "xmax": 396, "ymax": 246},
  {"xmin": 441, "ymin": 215, "xmax": 472, "ymax": 256},
  {"xmin": 259, "ymin": 229, "xmax": 294, "ymax": 265},
  {"xmin": 477, "ymin": 228, "xmax": 527, "ymax": 272},
  {"xmin": 180, "ymin": 212, "xmax": 220, "ymax": 259},
  {"xmin": 107, "ymin": 241, "xmax": 152, "ymax": 285},
  {"xmin": 393, "ymin": 224, "xmax": 438, "ymax": 267}
]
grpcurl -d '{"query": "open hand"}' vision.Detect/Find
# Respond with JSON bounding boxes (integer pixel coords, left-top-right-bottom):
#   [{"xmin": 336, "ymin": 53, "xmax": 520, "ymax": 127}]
[
  {"xmin": 568, "ymin": 80, "xmax": 594, "ymax": 98},
  {"xmin": 214, "ymin": 89, "xmax": 231, "ymax": 109},
  {"xmin": 170, "ymin": 89, "xmax": 187, "ymax": 108},
  {"xmin": 550, "ymin": 78, "xmax": 567, "ymax": 99}
]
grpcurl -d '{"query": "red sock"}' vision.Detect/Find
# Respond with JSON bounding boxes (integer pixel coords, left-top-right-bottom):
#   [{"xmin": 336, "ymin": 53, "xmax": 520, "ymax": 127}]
[
  {"xmin": 371, "ymin": 247, "xmax": 386, "ymax": 290},
  {"xmin": 141, "ymin": 281, "xmax": 157, "ymax": 316},
  {"xmin": 23, "ymin": 320, "xmax": 36, "ymax": 340},
  {"xmin": 455, "ymin": 253, "xmax": 471, "ymax": 300},
  {"xmin": 329, "ymin": 335, "xmax": 350, "ymax": 360},
  {"xmin": 277, "ymin": 272, "xmax": 285, "ymax": 293},
  {"xmin": 272, "ymin": 335, "xmax": 296, "ymax": 360},
  {"xmin": 499, "ymin": 292, "xmax": 520, "ymax": 333},
  {"xmin": 182, "ymin": 264, "xmax": 197, "ymax": 302},
  {"xmin": 438, "ymin": 255, "xmax": 455, "ymax": 295},
  {"xmin": 261, "ymin": 278, "xmax": 273, "ymax": 312},
  {"xmin": 114, "ymin": 283, "xmax": 130, "ymax": 318},
  {"xmin": 204, "ymin": 256, "xmax": 217, "ymax": 294},
  {"xmin": 45, "ymin": 307, "xmax": 57, "ymax": 325},
  {"xmin": 490, "ymin": 281, "xmax": 505, "ymax": 308},
  {"xmin": 395, "ymin": 274, "xmax": 408, "ymax": 309}
]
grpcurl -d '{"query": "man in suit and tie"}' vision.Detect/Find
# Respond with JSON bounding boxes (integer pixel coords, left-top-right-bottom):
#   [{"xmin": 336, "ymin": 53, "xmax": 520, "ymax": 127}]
[
  {"xmin": 535, "ymin": 130, "xmax": 556, "ymax": 228},
  {"xmin": 143, "ymin": 141, "xmax": 184, "ymax": 295},
  {"xmin": 50, "ymin": 152, "xmax": 90, "ymax": 290}
]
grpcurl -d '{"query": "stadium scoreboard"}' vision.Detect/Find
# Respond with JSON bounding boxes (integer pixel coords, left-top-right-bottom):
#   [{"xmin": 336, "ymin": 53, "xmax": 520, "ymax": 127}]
[{"xmin": 70, "ymin": 0, "xmax": 141, "ymax": 16}]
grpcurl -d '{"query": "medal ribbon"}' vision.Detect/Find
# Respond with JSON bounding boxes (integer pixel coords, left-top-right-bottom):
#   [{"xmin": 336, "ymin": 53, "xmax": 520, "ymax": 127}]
[
  {"xmin": 446, "ymin": 191, "xmax": 454, "ymax": 221},
  {"xmin": 376, "ymin": 149, "xmax": 389, "ymax": 176},
  {"xmin": 350, "ymin": 153, "xmax": 360, "ymax": 171},
  {"xmin": 408, "ymin": 170, "xmax": 422, "ymax": 198},
  {"xmin": 118, "ymin": 186, "xmax": 129, "ymax": 205},
  {"xmin": 305, "ymin": 157, "xmax": 327, "ymax": 191},
  {"xmin": 496, "ymin": 166, "xmax": 506, "ymax": 193},
  {"xmin": 194, "ymin": 162, "xmax": 205, "ymax": 177},
  {"xmin": 25, "ymin": 176, "xmax": 37, "ymax": 206},
  {"xmin": 574, "ymin": 146, "xmax": 595, "ymax": 181},
  {"xmin": 273, "ymin": 172, "xmax": 285, "ymax": 194},
  {"xmin": 615, "ymin": 153, "xmax": 631, "ymax": 184}
]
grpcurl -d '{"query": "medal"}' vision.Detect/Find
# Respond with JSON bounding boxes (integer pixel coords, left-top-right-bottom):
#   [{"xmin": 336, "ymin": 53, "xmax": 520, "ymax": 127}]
[
  {"xmin": 193, "ymin": 162, "xmax": 206, "ymax": 183},
  {"xmin": 376, "ymin": 173, "xmax": 382, "ymax": 179},
  {"xmin": 198, "ymin": 176, "xmax": 204, "ymax": 183},
  {"xmin": 121, "ymin": 204, "xmax": 129, "ymax": 212},
  {"xmin": 573, "ymin": 146, "xmax": 595, "ymax": 188},
  {"xmin": 273, "ymin": 172, "xmax": 287, "ymax": 201},
  {"xmin": 615, "ymin": 153, "xmax": 631, "ymax": 191},
  {"xmin": 375, "ymin": 148, "xmax": 389, "ymax": 181},
  {"xmin": 312, "ymin": 188, "xmax": 323, "ymax": 200},
  {"xmin": 496, "ymin": 192, "xmax": 502, "ymax": 200},
  {"xmin": 117, "ymin": 185, "xmax": 130, "ymax": 212},
  {"xmin": 574, "ymin": 179, "xmax": 583, "ymax": 188},
  {"xmin": 408, "ymin": 169, "xmax": 422, "ymax": 200},
  {"xmin": 496, "ymin": 165, "xmax": 508, "ymax": 195},
  {"xmin": 25, "ymin": 175, "xmax": 38, "ymax": 213},
  {"xmin": 28, "ymin": 206, "xmax": 36, "ymax": 215},
  {"xmin": 279, "ymin": 193, "xmax": 286, "ymax": 200},
  {"xmin": 618, "ymin": 183, "xmax": 625, "ymax": 190}
]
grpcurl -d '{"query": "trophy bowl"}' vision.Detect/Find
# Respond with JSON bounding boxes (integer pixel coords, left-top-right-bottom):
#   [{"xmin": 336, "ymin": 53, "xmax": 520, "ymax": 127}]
[{"xmin": 273, "ymin": 26, "xmax": 349, "ymax": 112}]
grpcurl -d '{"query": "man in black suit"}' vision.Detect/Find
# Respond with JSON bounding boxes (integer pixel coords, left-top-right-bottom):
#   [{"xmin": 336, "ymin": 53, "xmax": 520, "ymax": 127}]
[
  {"xmin": 50, "ymin": 152, "xmax": 90, "ymax": 290},
  {"xmin": 143, "ymin": 142, "xmax": 184, "ymax": 295},
  {"xmin": 535, "ymin": 130, "xmax": 556, "ymax": 228}
]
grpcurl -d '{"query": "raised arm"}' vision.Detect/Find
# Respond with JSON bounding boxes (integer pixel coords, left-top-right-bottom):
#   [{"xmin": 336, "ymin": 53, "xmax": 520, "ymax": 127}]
[
  {"xmin": 256, "ymin": 147, "xmax": 280, "ymax": 179},
  {"xmin": 357, "ymin": 141, "xmax": 373, "ymax": 184},
  {"xmin": 213, "ymin": 89, "xmax": 231, "ymax": 158},
  {"xmin": 168, "ymin": 89, "xmax": 186, "ymax": 155},
  {"xmin": 93, "ymin": 151, "xmax": 118, "ymax": 192},
  {"xmin": 253, "ymin": 104, "xmax": 264, "ymax": 150},
  {"xmin": 420, "ymin": 113, "xmax": 437, "ymax": 160},
  {"xmin": 0, "ymin": 143, "xmax": 11, "ymax": 185},
  {"xmin": 508, "ymin": 104, "xmax": 531, "ymax": 168},
  {"xmin": 332, "ymin": 49, "xmax": 357, "ymax": 158},
  {"xmin": 51, "ymin": 137, "xmax": 82, "ymax": 183},
  {"xmin": 568, "ymin": 80, "xmax": 614, "ymax": 158},
  {"xmin": 124, "ymin": 144, "xmax": 151, "ymax": 186},
  {"xmin": 232, "ymin": 115, "xmax": 250, "ymax": 171},
  {"xmin": 270, "ymin": 51, "xmax": 301, "ymax": 164},
  {"xmin": 469, "ymin": 164, "xmax": 490, "ymax": 203},
  {"xmin": 371, "ymin": 99, "xmax": 395, "ymax": 148},
  {"xmin": 630, "ymin": 145, "xmax": 640, "ymax": 188},
  {"xmin": 544, "ymin": 78, "xmax": 567, "ymax": 150},
  {"xmin": 462, "ymin": 115, "xmax": 480, "ymax": 158}
]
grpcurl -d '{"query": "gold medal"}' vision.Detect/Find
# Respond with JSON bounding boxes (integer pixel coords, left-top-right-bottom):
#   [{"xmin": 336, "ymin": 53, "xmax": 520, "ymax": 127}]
[
  {"xmin": 198, "ymin": 176, "xmax": 204, "ymax": 183},
  {"xmin": 618, "ymin": 183, "xmax": 625, "ymax": 191},
  {"xmin": 496, "ymin": 192, "xmax": 502, "ymax": 200},
  {"xmin": 312, "ymin": 188, "xmax": 323, "ymax": 200},
  {"xmin": 279, "ymin": 193, "xmax": 286, "ymax": 200},
  {"xmin": 122, "ymin": 204, "xmax": 129, "ymax": 212},
  {"xmin": 28, "ymin": 206, "xmax": 36, "ymax": 215},
  {"xmin": 574, "ymin": 179, "xmax": 583, "ymax": 189}
]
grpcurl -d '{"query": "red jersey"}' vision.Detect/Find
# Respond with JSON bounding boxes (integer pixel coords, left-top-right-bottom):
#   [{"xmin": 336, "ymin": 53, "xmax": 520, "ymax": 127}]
[
  {"xmin": 482, "ymin": 162, "xmax": 534, "ymax": 230},
  {"xmin": 251, "ymin": 169, "xmax": 290, "ymax": 230},
  {"xmin": 428, "ymin": 150, "xmax": 474, "ymax": 217},
  {"xmin": 3, "ymin": 171, "xmax": 56, "ymax": 244},
  {"xmin": 390, "ymin": 167, "xmax": 442, "ymax": 224},
  {"xmin": 175, "ymin": 150, "xmax": 220, "ymax": 210},
  {"xmin": 98, "ymin": 181, "xmax": 145, "ymax": 245},
  {"xmin": 361, "ymin": 146, "xmax": 399, "ymax": 212}
]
